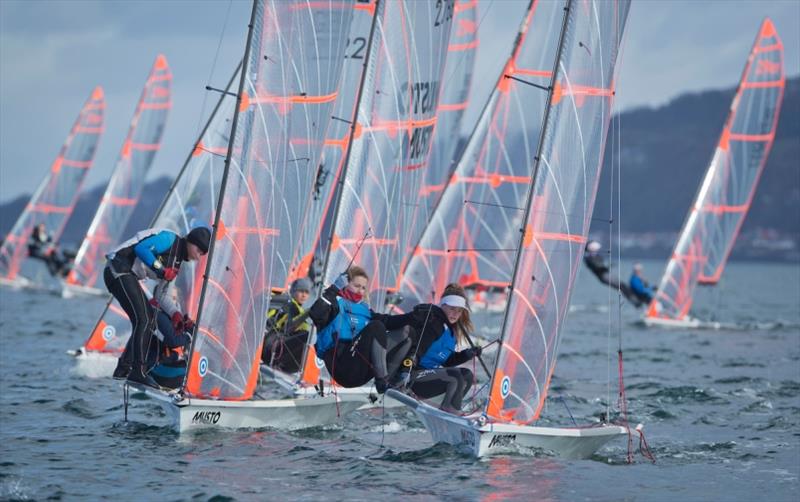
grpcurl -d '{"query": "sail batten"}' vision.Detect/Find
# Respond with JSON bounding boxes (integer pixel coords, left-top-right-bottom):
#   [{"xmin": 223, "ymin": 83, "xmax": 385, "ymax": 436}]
[{"xmin": 647, "ymin": 18, "xmax": 785, "ymax": 320}]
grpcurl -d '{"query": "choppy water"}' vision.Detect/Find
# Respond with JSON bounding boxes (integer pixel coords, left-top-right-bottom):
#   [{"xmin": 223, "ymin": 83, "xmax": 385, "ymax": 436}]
[{"xmin": 1, "ymin": 259, "xmax": 798, "ymax": 501}]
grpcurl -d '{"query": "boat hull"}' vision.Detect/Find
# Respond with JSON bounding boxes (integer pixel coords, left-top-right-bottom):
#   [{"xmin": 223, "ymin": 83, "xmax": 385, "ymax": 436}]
[
  {"xmin": 640, "ymin": 315, "xmax": 720, "ymax": 330},
  {"xmin": 134, "ymin": 384, "xmax": 365, "ymax": 433},
  {"xmin": 387, "ymin": 389, "xmax": 631, "ymax": 458},
  {"xmin": 61, "ymin": 282, "xmax": 107, "ymax": 299}
]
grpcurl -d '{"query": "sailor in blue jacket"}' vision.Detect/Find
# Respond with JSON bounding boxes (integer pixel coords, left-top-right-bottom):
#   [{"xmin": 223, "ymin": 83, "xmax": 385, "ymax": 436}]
[
  {"xmin": 629, "ymin": 262, "xmax": 655, "ymax": 304},
  {"xmin": 376, "ymin": 283, "xmax": 481, "ymax": 414},
  {"xmin": 307, "ymin": 265, "xmax": 409, "ymax": 393},
  {"xmin": 103, "ymin": 226, "xmax": 210, "ymax": 386}
]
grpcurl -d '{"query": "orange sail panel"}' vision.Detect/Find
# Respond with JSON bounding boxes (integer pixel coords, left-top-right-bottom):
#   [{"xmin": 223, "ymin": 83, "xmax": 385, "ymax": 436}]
[
  {"xmin": 646, "ymin": 18, "xmax": 785, "ymax": 322},
  {"xmin": 0, "ymin": 87, "xmax": 105, "ymax": 281},
  {"xmin": 67, "ymin": 55, "xmax": 172, "ymax": 289}
]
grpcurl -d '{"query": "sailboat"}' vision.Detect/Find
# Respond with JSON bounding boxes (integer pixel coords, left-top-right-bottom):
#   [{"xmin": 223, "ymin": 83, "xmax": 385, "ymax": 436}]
[
  {"xmin": 399, "ymin": 0, "xmax": 562, "ymax": 329},
  {"xmin": 388, "ymin": 0, "xmax": 635, "ymax": 458},
  {"xmin": 126, "ymin": 0, "xmax": 368, "ymax": 432},
  {"xmin": 70, "ymin": 64, "xmax": 239, "ymax": 374},
  {"xmin": 642, "ymin": 18, "xmax": 785, "ymax": 329},
  {"xmin": 0, "ymin": 87, "xmax": 105, "ymax": 290},
  {"xmin": 63, "ymin": 55, "xmax": 172, "ymax": 297},
  {"xmin": 261, "ymin": 0, "xmax": 458, "ymax": 405}
]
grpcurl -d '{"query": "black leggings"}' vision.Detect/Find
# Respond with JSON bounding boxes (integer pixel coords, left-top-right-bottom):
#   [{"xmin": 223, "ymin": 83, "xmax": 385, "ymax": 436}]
[
  {"xmin": 262, "ymin": 330, "xmax": 309, "ymax": 373},
  {"xmin": 592, "ymin": 270, "xmax": 643, "ymax": 308},
  {"xmin": 411, "ymin": 367, "xmax": 474, "ymax": 411},
  {"xmin": 103, "ymin": 267, "xmax": 155, "ymax": 367},
  {"xmin": 323, "ymin": 321, "xmax": 409, "ymax": 388}
]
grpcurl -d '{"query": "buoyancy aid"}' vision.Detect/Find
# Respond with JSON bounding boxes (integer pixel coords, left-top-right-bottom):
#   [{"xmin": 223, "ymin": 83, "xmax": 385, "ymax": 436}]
[
  {"xmin": 418, "ymin": 325, "xmax": 456, "ymax": 369},
  {"xmin": 314, "ymin": 296, "xmax": 371, "ymax": 356}
]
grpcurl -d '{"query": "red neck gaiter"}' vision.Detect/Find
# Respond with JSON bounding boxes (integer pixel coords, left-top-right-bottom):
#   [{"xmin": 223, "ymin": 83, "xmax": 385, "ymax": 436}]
[{"xmin": 340, "ymin": 288, "xmax": 363, "ymax": 303}]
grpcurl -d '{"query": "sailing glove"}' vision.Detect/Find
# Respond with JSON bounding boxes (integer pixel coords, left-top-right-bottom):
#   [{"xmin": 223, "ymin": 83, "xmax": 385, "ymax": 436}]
[
  {"xmin": 332, "ymin": 272, "xmax": 349, "ymax": 291},
  {"xmin": 163, "ymin": 267, "xmax": 179, "ymax": 281},
  {"xmin": 465, "ymin": 346, "xmax": 482, "ymax": 359}
]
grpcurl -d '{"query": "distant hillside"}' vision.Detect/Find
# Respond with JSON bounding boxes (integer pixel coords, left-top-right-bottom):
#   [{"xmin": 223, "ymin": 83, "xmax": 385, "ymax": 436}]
[
  {"xmin": 592, "ymin": 76, "xmax": 800, "ymax": 261},
  {"xmin": 0, "ymin": 176, "xmax": 172, "ymax": 249}
]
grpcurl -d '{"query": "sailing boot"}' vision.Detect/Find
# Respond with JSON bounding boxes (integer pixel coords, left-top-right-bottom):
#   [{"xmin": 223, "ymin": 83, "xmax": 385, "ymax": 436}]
[
  {"xmin": 112, "ymin": 359, "xmax": 132, "ymax": 380},
  {"xmin": 126, "ymin": 365, "xmax": 160, "ymax": 388}
]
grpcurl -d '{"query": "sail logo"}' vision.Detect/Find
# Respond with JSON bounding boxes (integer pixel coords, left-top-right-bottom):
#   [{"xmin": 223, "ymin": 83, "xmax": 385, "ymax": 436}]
[
  {"xmin": 192, "ymin": 410, "xmax": 221, "ymax": 425},
  {"xmin": 102, "ymin": 325, "xmax": 116, "ymax": 342},
  {"xmin": 315, "ymin": 356, "xmax": 325, "ymax": 369},
  {"xmin": 500, "ymin": 376, "xmax": 511, "ymax": 398},
  {"xmin": 198, "ymin": 356, "xmax": 209, "ymax": 377},
  {"xmin": 488, "ymin": 434, "xmax": 516, "ymax": 449}
]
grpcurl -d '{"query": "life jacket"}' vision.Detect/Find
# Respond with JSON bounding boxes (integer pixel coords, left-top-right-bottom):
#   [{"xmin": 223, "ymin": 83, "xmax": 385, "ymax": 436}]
[
  {"xmin": 267, "ymin": 298, "xmax": 311, "ymax": 334},
  {"xmin": 418, "ymin": 325, "xmax": 456, "ymax": 369},
  {"xmin": 314, "ymin": 296, "xmax": 371, "ymax": 356},
  {"xmin": 106, "ymin": 228, "xmax": 183, "ymax": 280}
]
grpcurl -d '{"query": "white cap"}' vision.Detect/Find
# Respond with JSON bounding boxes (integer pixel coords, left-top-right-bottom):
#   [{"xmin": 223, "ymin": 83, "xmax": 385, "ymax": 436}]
[
  {"xmin": 586, "ymin": 241, "xmax": 601, "ymax": 253},
  {"xmin": 633, "ymin": 262, "xmax": 643, "ymax": 272},
  {"xmin": 440, "ymin": 294, "xmax": 470, "ymax": 311}
]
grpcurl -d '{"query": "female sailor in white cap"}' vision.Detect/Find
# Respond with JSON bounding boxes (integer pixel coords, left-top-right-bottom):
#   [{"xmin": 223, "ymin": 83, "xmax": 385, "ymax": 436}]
[{"xmin": 373, "ymin": 283, "xmax": 482, "ymax": 414}]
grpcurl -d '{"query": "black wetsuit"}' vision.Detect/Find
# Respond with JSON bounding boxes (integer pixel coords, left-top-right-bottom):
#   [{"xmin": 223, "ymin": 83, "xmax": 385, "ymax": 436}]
[
  {"xmin": 583, "ymin": 252, "xmax": 642, "ymax": 307},
  {"xmin": 377, "ymin": 304, "xmax": 475, "ymax": 411},
  {"xmin": 104, "ymin": 229, "xmax": 187, "ymax": 381},
  {"xmin": 308, "ymin": 285, "xmax": 409, "ymax": 388},
  {"xmin": 27, "ymin": 227, "xmax": 68, "ymax": 276}
]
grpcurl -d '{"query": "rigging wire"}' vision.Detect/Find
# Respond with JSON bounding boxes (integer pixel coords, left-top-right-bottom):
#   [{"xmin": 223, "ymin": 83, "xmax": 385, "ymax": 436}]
[{"xmin": 194, "ymin": 0, "xmax": 234, "ymax": 140}]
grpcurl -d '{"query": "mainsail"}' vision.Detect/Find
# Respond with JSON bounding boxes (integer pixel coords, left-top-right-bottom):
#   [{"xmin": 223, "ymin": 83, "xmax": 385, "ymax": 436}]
[
  {"xmin": 400, "ymin": 0, "xmax": 561, "ymax": 305},
  {"xmin": 66, "ymin": 55, "xmax": 172, "ymax": 289},
  {"xmin": 286, "ymin": 0, "xmax": 378, "ymax": 286},
  {"xmin": 646, "ymin": 19, "xmax": 785, "ymax": 323},
  {"xmin": 81, "ymin": 66, "xmax": 239, "ymax": 355},
  {"xmin": 184, "ymin": 0, "xmax": 355, "ymax": 400},
  {"xmin": 400, "ymin": 0, "xmax": 478, "ymax": 290},
  {"xmin": 0, "ymin": 87, "xmax": 105, "ymax": 281},
  {"xmin": 320, "ymin": 0, "xmax": 455, "ymax": 310},
  {"xmin": 486, "ymin": 0, "xmax": 630, "ymax": 425}
]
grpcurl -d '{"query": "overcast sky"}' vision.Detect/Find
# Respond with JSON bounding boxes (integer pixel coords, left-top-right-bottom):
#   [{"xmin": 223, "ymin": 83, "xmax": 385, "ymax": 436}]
[{"xmin": 1, "ymin": 0, "xmax": 798, "ymax": 203}]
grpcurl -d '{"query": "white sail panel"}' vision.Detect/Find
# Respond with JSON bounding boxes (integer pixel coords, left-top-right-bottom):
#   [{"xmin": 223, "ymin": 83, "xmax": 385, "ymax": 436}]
[
  {"xmin": 401, "ymin": 0, "xmax": 561, "ymax": 306},
  {"xmin": 67, "ymin": 55, "xmax": 172, "ymax": 289},
  {"xmin": 646, "ymin": 19, "xmax": 785, "ymax": 322},
  {"xmin": 322, "ymin": 0, "xmax": 454, "ymax": 309},
  {"xmin": 487, "ymin": 0, "xmax": 630, "ymax": 425},
  {"xmin": 0, "ymin": 87, "xmax": 105, "ymax": 281},
  {"xmin": 184, "ymin": 0, "xmax": 355, "ymax": 400}
]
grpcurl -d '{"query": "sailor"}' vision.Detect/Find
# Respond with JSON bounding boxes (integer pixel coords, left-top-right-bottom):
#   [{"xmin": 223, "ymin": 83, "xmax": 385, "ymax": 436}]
[
  {"xmin": 374, "ymin": 283, "xmax": 481, "ymax": 414},
  {"xmin": 104, "ymin": 226, "xmax": 210, "ymax": 386},
  {"xmin": 307, "ymin": 265, "xmax": 409, "ymax": 393},
  {"xmin": 261, "ymin": 277, "xmax": 313, "ymax": 373},
  {"xmin": 629, "ymin": 262, "xmax": 655, "ymax": 304},
  {"xmin": 583, "ymin": 240, "xmax": 642, "ymax": 307},
  {"xmin": 148, "ymin": 310, "xmax": 193, "ymax": 389},
  {"xmin": 27, "ymin": 223, "xmax": 69, "ymax": 277}
]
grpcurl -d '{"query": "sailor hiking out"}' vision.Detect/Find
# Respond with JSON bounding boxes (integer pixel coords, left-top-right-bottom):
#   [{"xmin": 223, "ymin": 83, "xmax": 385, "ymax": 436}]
[
  {"xmin": 378, "ymin": 283, "xmax": 481, "ymax": 413},
  {"xmin": 104, "ymin": 226, "xmax": 210, "ymax": 387},
  {"xmin": 307, "ymin": 265, "xmax": 410, "ymax": 393},
  {"xmin": 28, "ymin": 223, "xmax": 70, "ymax": 277},
  {"xmin": 583, "ymin": 240, "xmax": 643, "ymax": 307}
]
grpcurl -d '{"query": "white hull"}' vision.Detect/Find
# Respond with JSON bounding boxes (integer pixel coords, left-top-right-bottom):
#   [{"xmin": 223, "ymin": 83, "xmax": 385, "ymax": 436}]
[
  {"xmin": 69, "ymin": 347, "xmax": 118, "ymax": 378},
  {"xmin": 640, "ymin": 315, "xmax": 719, "ymax": 330},
  {"xmin": 387, "ymin": 390, "xmax": 632, "ymax": 458},
  {"xmin": 132, "ymin": 383, "xmax": 364, "ymax": 432},
  {"xmin": 61, "ymin": 282, "xmax": 107, "ymax": 299},
  {"xmin": 259, "ymin": 365, "xmax": 403, "ymax": 409}
]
